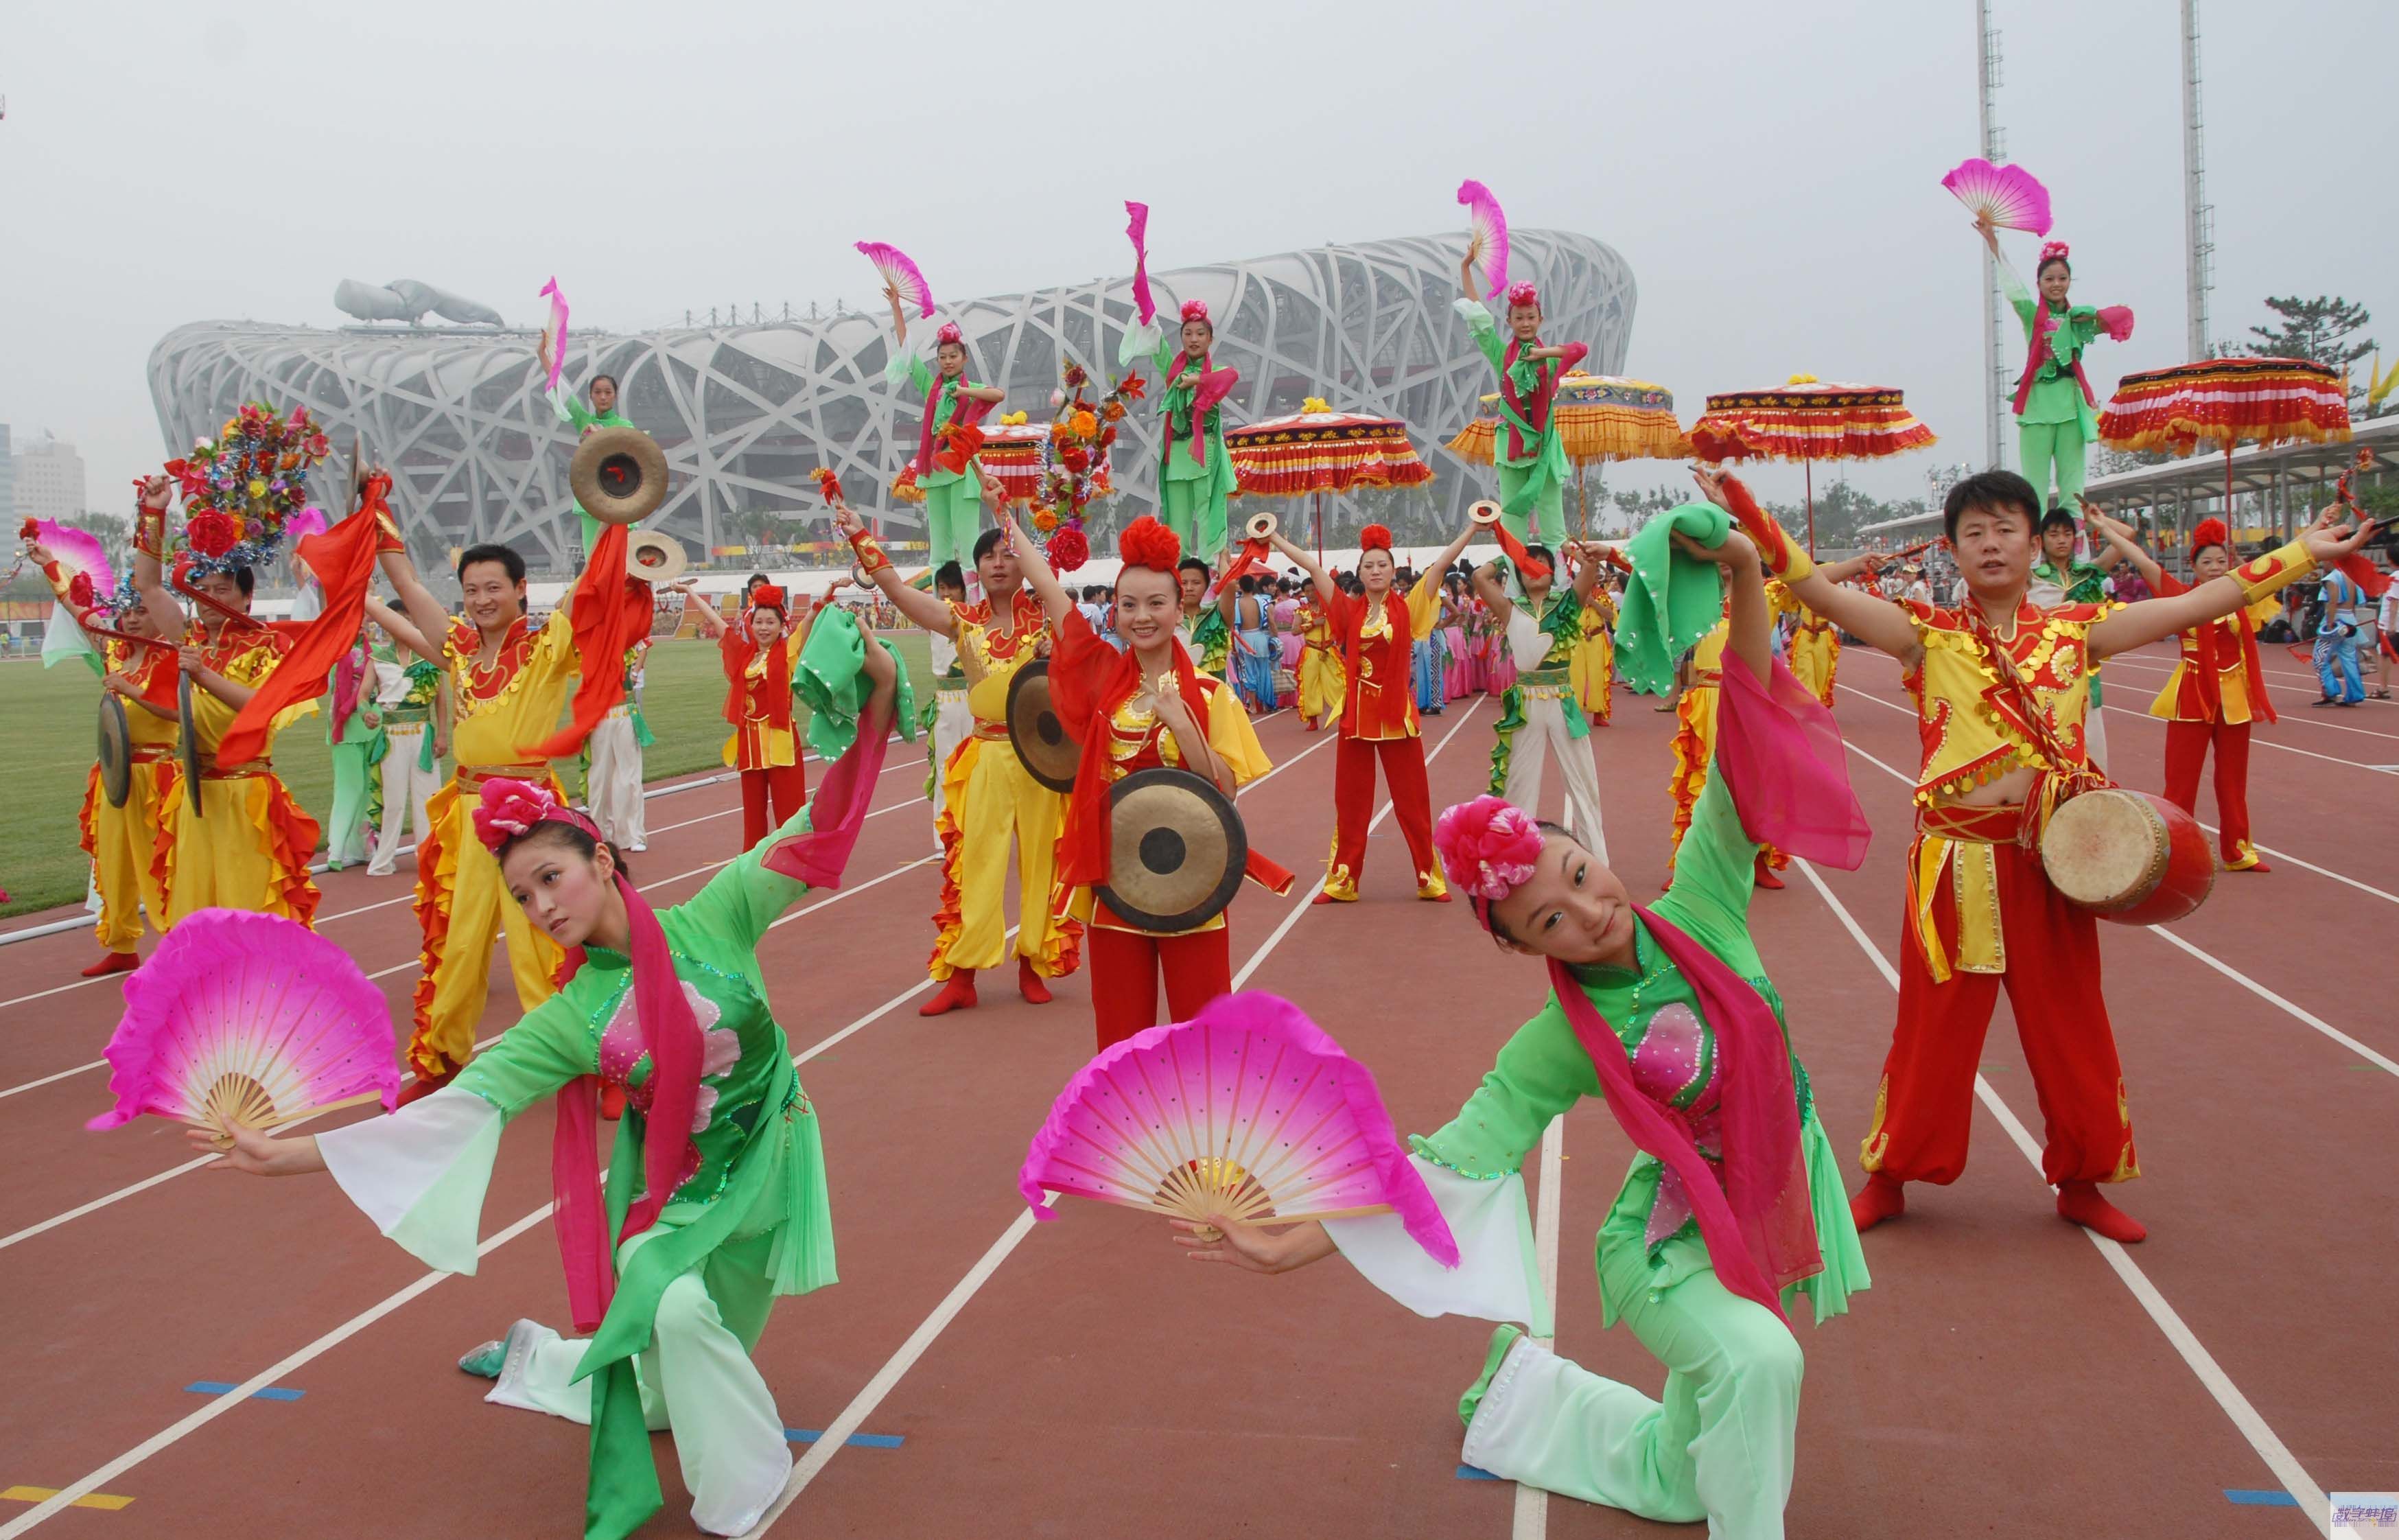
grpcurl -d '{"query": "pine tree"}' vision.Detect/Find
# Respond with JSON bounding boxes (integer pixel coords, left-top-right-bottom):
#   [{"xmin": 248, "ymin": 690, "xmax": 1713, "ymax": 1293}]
[{"xmin": 2237, "ymin": 296, "xmax": 2376, "ymax": 384}]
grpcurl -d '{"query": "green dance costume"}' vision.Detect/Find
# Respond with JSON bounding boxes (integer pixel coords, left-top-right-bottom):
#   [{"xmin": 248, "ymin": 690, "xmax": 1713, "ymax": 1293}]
[
  {"xmin": 1454, "ymin": 287, "xmax": 1589, "ymax": 548},
  {"xmin": 2000, "ymin": 241, "xmax": 2133, "ymax": 509},
  {"xmin": 882, "ymin": 327, "xmax": 994, "ymax": 570},
  {"xmin": 1121, "ymin": 304, "xmax": 1239, "ymax": 561},
  {"xmin": 547, "ymin": 381, "xmax": 634, "ymax": 552}
]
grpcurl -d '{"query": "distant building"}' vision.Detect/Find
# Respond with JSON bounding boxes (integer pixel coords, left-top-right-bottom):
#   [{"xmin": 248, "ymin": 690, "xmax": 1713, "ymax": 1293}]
[
  {"xmin": 12, "ymin": 432, "xmax": 86, "ymax": 526},
  {"xmin": 0, "ymin": 424, "xmax": 13, "ymax": 524}
]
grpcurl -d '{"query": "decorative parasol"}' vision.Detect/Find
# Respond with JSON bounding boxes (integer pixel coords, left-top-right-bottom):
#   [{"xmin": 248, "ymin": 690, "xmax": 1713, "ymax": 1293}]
[
  {"xmin": 1448, "ymin": 373, "xmax": 1690, "ymax": 539},
  {"xmin": 1224, "ymin": 404, "xmax": 1433, "ymax": 562},
  {"xmin": 891, "ymin": 420, "xmax": 1114, "ymax": 509},
  {"xmin": 2098, "ymin": 355, "xmax": 2351, "ymax": 518},
  {"xmin": 1687, "ymin": 377, "xmax": 1937, "ymax": 555}
]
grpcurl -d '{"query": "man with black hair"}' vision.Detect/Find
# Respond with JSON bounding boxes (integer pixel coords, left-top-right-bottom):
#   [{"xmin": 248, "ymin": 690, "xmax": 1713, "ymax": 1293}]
[
  {"xmin": 1697, "ymin": 463, "xmax": 2373, "ymax": 1245},
  {"xmin": 370, "ymin": 537, "xmax": 589, "ymax": 1097},
  {"xmin": 834, "ymin": 504, "xmax": 1080, "ymax": 1014},
  {"xmin": 2028, "ymin": 503, "xmax": 2120, "ymax": 770}
]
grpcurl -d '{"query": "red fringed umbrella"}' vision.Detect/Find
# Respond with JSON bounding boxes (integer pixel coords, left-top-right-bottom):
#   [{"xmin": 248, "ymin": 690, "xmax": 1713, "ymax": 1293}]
[
  {"xmin": 1224, "ymin": 407, "xmax": 1433, "ymax": 562},
  {"xmin": 1689, "ymin": 377, "xmax": 1936, "ymax": 554},
  {"xmin": 2098, "ymin": 355, "xmax": 2351, "ymax": 511}
]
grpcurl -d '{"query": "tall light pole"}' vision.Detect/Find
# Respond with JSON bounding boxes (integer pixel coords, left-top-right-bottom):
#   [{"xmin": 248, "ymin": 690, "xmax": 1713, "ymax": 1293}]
[
  {"xmin": 2181, "ymin": 0, "xmax": 2214, "ymax": 359},
  {"xmin": 1976, "ymin": 0, "xmax": 2007, "ymax": 470}
]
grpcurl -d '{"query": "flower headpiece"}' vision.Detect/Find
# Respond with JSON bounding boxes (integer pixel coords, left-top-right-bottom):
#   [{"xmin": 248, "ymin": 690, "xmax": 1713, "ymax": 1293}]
[
  {"xmin": 749, "ymin": 583, "xmax": 788, "ymax": 615},
  {"xmin": 1117, "ymin": 515, "xmax": 1182, "ymax": 572},
  {"xmin": 1505, "ymin": 281, "xmax": 1541, "ymax": 309},
  {"xmin": 1433, "ymin": 796, "xmax": 1547, "ymax": 935},
  {"xmin": 1179, "ymin": 299, "xmax": 1210, "ymax": 325},
  {"xmin": 2190, "ymin": 517, "xmax": 2230, "ymax": 555},
  {"xmin": 1358, "ymin": 524, "xmax": 1393, "ymax": 553},
  {"xmin": 471, "ymin": 776, "xmax": 600, "ymax": 856},
  {"xmin": 935, "ymin": 321, "xmax": 963, "ymax": 345},
  {"xmin": 2037, "ymin": 240, "xmax": 2071, "ymax": 268},
  {"xmin": 160, "ymin": 401, "xmax": 331, "ymax": 576}
]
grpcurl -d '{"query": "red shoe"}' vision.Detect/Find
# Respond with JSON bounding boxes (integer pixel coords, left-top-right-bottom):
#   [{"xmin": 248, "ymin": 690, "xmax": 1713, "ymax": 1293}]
[
  {"xmin": 1018, "ymin": 957, "xmax": 1052, "ymax": 1005},
  {"xmin": 2056, "ymin": 1180, "xmax": 2146, "ymax": 1244},
  {"xmin": 599, "ymin": 1082, "xmax": 626, "ymax": 1119},
  {"xmin": 1849, "ymin": 1173, "xmax": 1906, "ymax": 1233},
  {"xmin": 1753, "ymin": 856, "xmax": 1786, "ymax": 890},
  {"xmin": 80, "ymin": 950, "xmax": 139, "ymax": 978},
  {"xmin": 919, "ymin": 970, "xmax": 978, "ymax": 1016},
  {"xmin": 397, "ymin": 1062, "xmax": 461, "ymax": 1108}
]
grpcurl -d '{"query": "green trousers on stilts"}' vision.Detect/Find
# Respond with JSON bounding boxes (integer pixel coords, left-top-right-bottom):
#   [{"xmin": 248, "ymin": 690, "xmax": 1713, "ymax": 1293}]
[
  {"xmin": 1497, "ymin": 458, "xmax": 1568, "ymax": 549},
  {"xmin": 2018, "ymin": 419, "xmax": 2088, "ymax": 511},
  {"xmin": 920, "ymin": 469, "xmax": 983, "ymax": 570},
  {"xmin": 326, "ymin": 737, "xmax": 373, "ymax": 868}
]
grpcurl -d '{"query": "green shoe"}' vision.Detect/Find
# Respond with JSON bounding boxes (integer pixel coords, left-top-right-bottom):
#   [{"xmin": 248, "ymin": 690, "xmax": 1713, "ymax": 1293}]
[
  {"xmin": 1459, "ymin": 1323, "xmax": 1525, "ymax": 1430},
  {"xmin": 457, "ymin": 1338, "xmax": 506, "ymax": 1379}
]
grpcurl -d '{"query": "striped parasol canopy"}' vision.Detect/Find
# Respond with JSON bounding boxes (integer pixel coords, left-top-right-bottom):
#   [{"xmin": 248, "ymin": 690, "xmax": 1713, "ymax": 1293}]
[
  {"xmin": 2098, "ymin": 356, "xmax": 2351, "ymax": 458},
  {"xmin": 891, "ymin": 422, "xmax": 1114, "ymax": 507},
  {"xmin": 1447, "ymin": 373, "xmax": 1690, "ymax": 466},
  {"xmin": 1687, "ymin": 378, "xmax": 1936, "ymax": 464},
  {"xmin": 1223, "ymin": 411, "xmax": 1434, "ymax": 498}
]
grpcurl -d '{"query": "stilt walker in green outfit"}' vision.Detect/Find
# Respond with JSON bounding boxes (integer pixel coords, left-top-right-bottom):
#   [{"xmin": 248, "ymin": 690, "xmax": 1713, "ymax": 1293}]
[
  {"xmin": 1980, "ymin": 221, "xmax": 2133, "ymax": 511},
  {"xmin": 883, "ymin": 290, "xmax": 1006, "ymax": 570},
  {"xmin": 1121, "ymin": 299, "xmax": 1239, "ymax": 563},
  {"xmin": 1455, "ymin": 268, "xmax": 1588, "ymax": 549},
  {"xmin": 537, "ymin": 331, "xmax": 635, "ymax": 553},
  {"xmin": 1171, "ymin": 513, "xmax": 1871, "ymax": 1539}
]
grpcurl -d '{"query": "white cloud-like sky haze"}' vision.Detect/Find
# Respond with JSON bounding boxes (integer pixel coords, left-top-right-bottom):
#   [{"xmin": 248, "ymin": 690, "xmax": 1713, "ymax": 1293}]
[{"xmin": 1, "ymin": 0, "xmax": 2385, "ymax": 514}]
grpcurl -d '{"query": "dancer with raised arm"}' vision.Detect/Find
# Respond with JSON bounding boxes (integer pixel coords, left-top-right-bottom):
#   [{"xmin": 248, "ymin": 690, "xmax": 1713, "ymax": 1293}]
[
  {"xmin": 1978, "ymin": 223, "xmax": 2133, "ymax": 513},
  {"xmin": 1700, "ymin": 465, "xmax": 2370, "ymax": 1243},
  {"xmin": 1473, "ymin": 539, "xmax": 1611, "ymax": 858},
  {"xmin": 679, "ymin": 579, "xmax": 813, "ymax": 852},
  {"xmin": 882, "ymin": 292, "xmax": 1005, "ymax": 570},
  {"xmin": 1171, "ymin": 515, "xmax": 1869, "ymax": 1539},
  {"xmin": 1270, "ymin": 517, "xmax": 1474, "ymax": 903},
  {"xmin": 1122, "ymin": 301, "xmax": 1239, "ymax": 562},
  {"xmin": 1014, "ymin": 513, "xmax": 1289, "ymax": 1047},
  {"xmin": 536, "ymin": 333, "xmax": 633, "ymax": 553},
  {"xmin": 1455, "ymin": 270, "xmax": 1587, "ymax": 548},
  {"xmin": 833, "ymin": 496, "xmax": 1079, "ymax": 1014},
  {"xmin": 189, "ymin": 631, "xmax": 900, "ymax": 1540}
]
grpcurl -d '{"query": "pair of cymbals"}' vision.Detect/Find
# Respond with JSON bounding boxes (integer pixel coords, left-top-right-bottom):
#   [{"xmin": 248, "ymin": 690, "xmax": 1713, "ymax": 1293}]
[
  {"xmin": 627, "ymin": 529, "xmax": 687, "ymax": 585},
  {"xmin": 97, "ymin": 695, "xmax": 132, "ymax": 808}
]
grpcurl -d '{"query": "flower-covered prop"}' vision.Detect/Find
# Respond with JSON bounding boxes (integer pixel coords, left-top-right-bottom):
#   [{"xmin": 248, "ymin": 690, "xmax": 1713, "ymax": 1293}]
[
  {"xmin": 1031, "ymin": 361, "xmax": 1145, "ymax": 573},
  {"xmin": 811, "ymin": 467, "xmax": 844, "ymax": 504},
  {"xmin": 158, "ymin": 401, "xmax": 331, "ymax": 575}
]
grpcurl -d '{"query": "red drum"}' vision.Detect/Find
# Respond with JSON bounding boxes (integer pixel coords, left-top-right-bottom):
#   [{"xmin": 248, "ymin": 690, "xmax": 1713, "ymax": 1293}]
[{"xmin": 2039, "ymin": 788, "xmax": 2216, "ymax": 925}]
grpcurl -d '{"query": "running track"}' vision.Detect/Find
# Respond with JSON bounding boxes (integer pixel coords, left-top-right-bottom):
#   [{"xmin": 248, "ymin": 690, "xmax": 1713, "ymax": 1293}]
[{"xmin": 0, "ymin": 640, "xmax": 2388, "ymax": 1538}]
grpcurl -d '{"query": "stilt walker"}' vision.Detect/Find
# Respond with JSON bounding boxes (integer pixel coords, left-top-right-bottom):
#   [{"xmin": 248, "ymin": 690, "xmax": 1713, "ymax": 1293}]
[
  {"xmin": 1702, "ymin": 465, "xmax": 2368, "ymax": 1244},
  {"xmin": 1270, "ymin": 518, "xmax": 1474, "ymax": 904},
  {"xmin": 1453, "ymin": 270, "xmax": 1588, "ymax": 548},
  {"xmin": 1473, "ymin": 533, "xmax": 1609, "ymax": 859},
  {"xmin": 191, "ymin": 629, "xmax": 902, "ymax": 1540},
  {"xmin": 1978, "ymin": 222, "xmax": 2133, "ymax": 513},
  {"xmin": 1016, "ymin": 515, "xmax": 1291, "ymax": 1049},
  {"xmin": 834, "ymin": 500, "xmax": 1081, "ymax": 1015},
  {"xmin": 882, "ymin": 299, "xmax": 1005, "ymax": 571},
  {"xmin": 1123, "ymin": 299, "xmax": 1239, "ymax": 563},
  {"xmin": 1173, "ymin": 516, "xmax": 1872, "ymax": 1540},
  {"xmin": 537, "ymin": 333, "xmax": 633, "ymax": 555}
]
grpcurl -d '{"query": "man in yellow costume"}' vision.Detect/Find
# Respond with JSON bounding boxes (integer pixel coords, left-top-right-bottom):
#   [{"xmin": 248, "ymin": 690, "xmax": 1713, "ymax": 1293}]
[
  {"xmin": 837, "ymin": 508, "xmax": 1080, "ymax": 1016},
  {"xmin": 128, "ymin": 481, "xmax": 322, "ymax": 928},
  {"xmin": 372, "ymin": 541, "xmax": 583, "ymax": 1097}
]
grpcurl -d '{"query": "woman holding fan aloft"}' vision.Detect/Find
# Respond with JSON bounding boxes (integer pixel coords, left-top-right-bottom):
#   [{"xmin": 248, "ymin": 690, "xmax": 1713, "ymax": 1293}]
[
  {"xmin": 1121, "ymin": 299, "xmax": 1240, "ymax": 562},
  {"xmin": 1453, "ymin": 182, "xmax": 1589, "ymax": 549},
  {"xmin": 882, "ymin": 288, "xmax": 1005, "ymax": 571},
  {"xmin": 1978, "ymin": 220, "xmax": 2133, "ymax": 512},
  {"xmin": 1172, "ymin": 511, "xmax": 1869, "ymax": 1539}
]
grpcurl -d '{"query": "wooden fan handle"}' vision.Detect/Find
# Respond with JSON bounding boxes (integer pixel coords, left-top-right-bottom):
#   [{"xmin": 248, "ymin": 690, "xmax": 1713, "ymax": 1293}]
[{"xmin": 260, "ymin": 1090, "xmax": 388, "ymax": 1128}]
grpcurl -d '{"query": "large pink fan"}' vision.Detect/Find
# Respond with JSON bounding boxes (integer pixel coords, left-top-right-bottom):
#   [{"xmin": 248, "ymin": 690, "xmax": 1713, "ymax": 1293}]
[
  {"xmin": 539, "ymin": 275, "xmax": 571, "ymax": 393},
  {"xmin": 1019, "ymin": 992, "xmax": 1460, "ymax": 1265},
  {"xmin": 1457, "ymin": 178, "xmax": 1510, "ymax": 301},
  {"xmin": 31, "ymin": 519, "xmax": 114, "ymax": 604},
  {"xmin": 1125, "ymin": 200, "xmax": 1155, "ymax": 327},
  {"xmin": 856, "ymin": 240, "xmax": 935, "ymax": 319},
  {"xmin": 1941, "ymin": 156, "xmax": 2052, "ymax": 236},
  {"xmin": 87, "ymin": 909, "xmax": 400, "ymax": 1145}
]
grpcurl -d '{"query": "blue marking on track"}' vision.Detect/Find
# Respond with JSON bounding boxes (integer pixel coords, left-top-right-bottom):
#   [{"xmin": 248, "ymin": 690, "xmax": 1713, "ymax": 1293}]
[
  {"xmin": 2224, "ymin": 1489, "xmax": 2300, "ymax": 1506},
  {"xmin": 784, "ymin": 1428, "xmax": 904, "ymax": 1449},
  {"xmin": 1457, "ymin": 1465, "xmax": 1501, "ymax": 1481},
  {"xmin": 185, "ymin": 1381, "xmax": 304, "ymax": 1401}
]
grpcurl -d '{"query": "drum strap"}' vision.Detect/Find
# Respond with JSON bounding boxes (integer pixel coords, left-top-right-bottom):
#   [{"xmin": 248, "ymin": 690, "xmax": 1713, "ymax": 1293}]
[{"xmin": 1956, "ymin": 606, "xmax": 2113, "ymax": 848}]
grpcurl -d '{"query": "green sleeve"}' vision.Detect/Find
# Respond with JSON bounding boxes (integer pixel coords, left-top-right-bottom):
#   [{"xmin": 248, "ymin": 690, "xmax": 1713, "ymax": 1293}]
[
  {"xmin": 1414, "ymin": 999, "xmax": 1598, "ymax": 1177},
  {"xmin": 1661, "ymin": 762, "xmax": 1757, "ymax": 943},
  {"xmin": 454, "ymin": 989, "xmax": 602, "ymax": 1119},
  {"xmin": 1995, "ymin": 261, "xmax": 2037, "ymax": 331},
  {"xmin": 565, "ymin": 390, "xmax": 600, "ymax": 433},
  {"xmin": 1451, "ymin": 298, "xmax": 1505, "ymax": 373},
  {"xmin": 909, "ymin": 355, "xmax": 935, "ymax": 395}
]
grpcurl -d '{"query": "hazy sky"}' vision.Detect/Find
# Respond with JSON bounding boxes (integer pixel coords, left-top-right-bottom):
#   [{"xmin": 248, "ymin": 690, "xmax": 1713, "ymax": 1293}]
[{"xmin": 3, "ymin": 0, "xmax": 2389, "ymax": 515}]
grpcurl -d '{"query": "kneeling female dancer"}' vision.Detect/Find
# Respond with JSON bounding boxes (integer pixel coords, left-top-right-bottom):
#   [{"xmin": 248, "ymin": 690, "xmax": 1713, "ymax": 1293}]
[
  {"xmin": 189, "ymin": 629, "xmax": 901, "ymax": 1540},
  {"xmin": 1172, "ymin": 522, "xmax": 1867, "ymax": 1540}
]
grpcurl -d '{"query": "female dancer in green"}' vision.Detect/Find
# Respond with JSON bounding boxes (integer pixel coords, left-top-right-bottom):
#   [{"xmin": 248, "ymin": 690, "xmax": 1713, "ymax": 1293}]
[
  {"xmin": 1121, "ymin": 299, "xmax": 1239, "ymax": 561},
  {"xmin": 885, "ymin": 291, "xmax": 1005, "ymax": 569},
  {"xmin": 1455, "ymin": 269, "xmax": 1587, "ymax": 548},
  {"xmin": 1980, "ymin": 223, "xmax": 2133, "ymax": 511}
]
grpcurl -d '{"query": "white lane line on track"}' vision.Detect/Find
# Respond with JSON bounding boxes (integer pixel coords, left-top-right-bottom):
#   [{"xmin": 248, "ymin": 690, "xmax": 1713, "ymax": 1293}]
[
  {"xmin": 1788, "ymin": 856, "xmax": 2332, "ymax": 1536},
  {"xmin": 2101, "ymin": 703, "xmax": 2399, "ymax": 776},
  {"xmin": 0, "ymin": 842, "xmax": 945, "ymax": 1537},
  {"xmin": 751, "ymin": 699, "xmax": 1484, "ymax": 1536},
  {"xmin": 2103, "ymin": 652, "xmax": 2399, "ymax": 723},
  {"xmin": 1832, "ymin": 668, "xmax": 2399, "ymax": 909},
  {"xmin": 1828, "ymin": 725, "xmax": 2396, "ymax": 1079}
]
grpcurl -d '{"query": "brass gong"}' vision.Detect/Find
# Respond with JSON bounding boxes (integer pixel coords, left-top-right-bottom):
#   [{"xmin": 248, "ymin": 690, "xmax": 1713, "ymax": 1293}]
[
  {"xmin": 97, "ymin": 694, "xmax": 132, "ymax": 808},
  {"xmin": 1094, "ymin": 767, "xmax": 1248, "ymax": 933},
  {"xmin": 176, "ymin": 673, "xmax": 204, "ymax": 815},
  {"xmin": 626, "ymin": 528, "xmax": 688, "ymax": 586},
  {"xmin": 570, "ymin": 426, "xmax": 669, "ymax": 526},
  {"xmin": 1005, "ymin": 660, "xmax": 1080, "ymax": 793}
]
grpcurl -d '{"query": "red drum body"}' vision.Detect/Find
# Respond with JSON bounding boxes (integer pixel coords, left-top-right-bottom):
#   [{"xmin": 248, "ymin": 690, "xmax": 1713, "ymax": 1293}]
[{"xmin": 2039, "ymin": 788, "xmax": 2215, "ymax": 926}]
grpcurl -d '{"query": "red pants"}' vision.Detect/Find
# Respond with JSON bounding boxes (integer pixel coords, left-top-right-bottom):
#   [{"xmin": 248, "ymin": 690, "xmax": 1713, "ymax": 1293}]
[
  {"xmin": 2162, "ymin": 718, "xmax": 2251, "ymax": 863},
  {"xmin": 1326, "ymin": 734, "xmax": 1438, "ymax": 897},
  {"xmin": 740, "ymin": 762, "xmax": 808, "ymax": 851},
  {"xmin": 1088, "ymin": 924, "xmax": 1232, "ymax": 1051},
  {"xmin": 1862, "ymin": 837, "xmax": 2138, "ymax": 1188}
]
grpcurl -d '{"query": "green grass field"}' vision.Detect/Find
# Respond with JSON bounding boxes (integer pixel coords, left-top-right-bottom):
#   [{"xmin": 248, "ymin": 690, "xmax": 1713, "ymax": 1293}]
[{"xmin": 0, "ymin": 633, "xmax": 934, "ymax": 920}]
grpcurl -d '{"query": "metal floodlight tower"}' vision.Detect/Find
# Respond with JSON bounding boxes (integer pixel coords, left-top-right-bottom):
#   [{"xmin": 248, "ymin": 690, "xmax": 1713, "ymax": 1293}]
[
  {"xmin": 2181, "ymin": 0, "xmax": 2214, "ymax": 359},
  {"xmin": 1976, "ymin": 1, "xmax": 2009, "ymax": 471}
]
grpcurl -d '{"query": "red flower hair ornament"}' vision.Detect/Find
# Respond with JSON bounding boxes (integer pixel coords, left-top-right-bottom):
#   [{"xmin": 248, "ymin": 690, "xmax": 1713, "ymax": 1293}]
[
  {"xmin": 1358, "ymin": 523, "xmax": 1394, "ymax": 552},
  {"xmin": 1117, "ymin": 515, "xmax": 1183, "ymax": 572},
  {"xmin": 1434, "ymin": 795, "xmax": 1548, "ymax": 937}
]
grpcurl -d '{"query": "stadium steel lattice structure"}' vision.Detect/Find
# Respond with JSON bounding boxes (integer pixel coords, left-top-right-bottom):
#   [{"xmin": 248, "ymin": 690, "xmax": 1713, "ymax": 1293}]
[{"xmin": 148, "ymin": 230, "xmax": 1635, "ymax": 574}]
